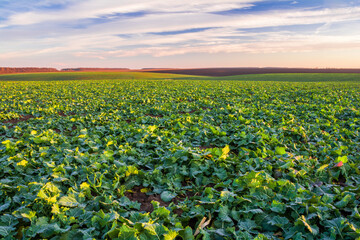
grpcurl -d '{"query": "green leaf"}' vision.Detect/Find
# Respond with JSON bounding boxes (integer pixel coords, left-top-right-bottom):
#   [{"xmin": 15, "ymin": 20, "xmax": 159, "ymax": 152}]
[
  {"xmin": 160, "ymin": 191, "xmax": 176, "ymax": 202},
  {"xmin": 58, "ymin": 196, "xmax": 79, "ymax": 207},
  {"xmin": 297, "ymin": 215, "xmax": 319, "ymax": 235},
  {"xmin": 44, "ymin": 182, "xmax": 60, "ymax": 194},
  {"xmin": 21, "ymin": 210, "xmax": 37, "ymax": 222},
  {"xmin": 164, "ymin": 230, "xmax": 178, "ymax": 240},
  {"xmin": 103, "ymin": 150, "xmax": 114, "ymax": 158},
  {"xmin": 0, "ymin": 226, "xmax": 15, "ymax": 237},
  {"xmin": 222, "ymin": 145, "xmax": 230, "ymax": 156},
  {"xmin": 105, "ymin": 221, "xmax": 119, "ymax": 239},
  {"xmin": 1, "ymin": 140, "xmax": 12, "ymax": 146},
  {"xmin": 36, "ymin": 216, "xmax": 49, "ymax": 226},
  {"xmin": 270, "ymin": 200, "xmax": 286, "ymax": 214},
  {"xmin": 268, "ymin": 216, "xmax": 289, "ymax": 227},
  {"xmin": 33, "ymin": 136, "xmax": 49, "ymax": 144},
  {"xmin": 317, "ymin": 164, "xmax": 329, "ymax": 172},
  {"xmin": 118, "ymin": 225, "xmax": 138, "ymax": 240},
  {"xmin": 335, "ymin": 194, "xmax": 353, "ymax": 208},
  {"xmin": 238, "ymin": 219, "xmax": 257, "ymax": 230},
  {"xmin": 152, "ymin": 206, "xmax": 170, "ymax": 218},
  {"xmin": 275, "ymin": 147, "xmax": 286, "ymax": 155},
  {"xmin": 219, "ymin": 205, "xmax": 232, "ymax": 223},
  {"xmin": 0, "ymin": 201, "xmax": 11, "ymax": 212},
  {"xmin": 254, "ymin": 234, "xmax": 271, "ymax": 240},
  {"xmin": 148, "ymin": 125, "xmax": 157, "ymax": 132},
  {"xmin": 336, "ymin": 156, "xmax": 348, "ymax": 164},
  {"xmin": 180, "ymin": 226, "xmax": 194, "ymax": 240},
  {"xmin": 324, "ymin": 217, "xmax": 347, "ymax": 237},
  {"xmin": 126, "ymin": 166, "xmax": 139, "ymax": 177},
  {"xmin": 144, "ymin": 224, "xmax": 167, "ymax": 238}
]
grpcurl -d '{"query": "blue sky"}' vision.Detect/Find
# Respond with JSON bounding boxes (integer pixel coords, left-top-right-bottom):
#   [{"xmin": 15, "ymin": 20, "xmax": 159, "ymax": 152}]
[{"xmin": 1, "ymin": 0, "xmax": 360, "ymax": 68}]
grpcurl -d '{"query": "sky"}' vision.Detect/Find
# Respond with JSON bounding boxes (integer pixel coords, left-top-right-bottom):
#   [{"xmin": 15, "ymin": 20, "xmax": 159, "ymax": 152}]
[{"xmin": 1, "ymin": 0, "xmax": 360, "ymax": 69}]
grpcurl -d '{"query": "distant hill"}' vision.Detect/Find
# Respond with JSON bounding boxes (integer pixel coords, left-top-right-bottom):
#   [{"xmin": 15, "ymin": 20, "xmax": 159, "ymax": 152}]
[{"xmin": 142, "ymin": 67, "xmax": 360, "ymax": 76}]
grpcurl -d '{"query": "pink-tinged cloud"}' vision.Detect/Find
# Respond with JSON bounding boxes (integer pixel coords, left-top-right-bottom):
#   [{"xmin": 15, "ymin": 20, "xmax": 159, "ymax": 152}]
[{"xmin": 0, "ymin": 0, "xmax": 360, "ymax": 68}]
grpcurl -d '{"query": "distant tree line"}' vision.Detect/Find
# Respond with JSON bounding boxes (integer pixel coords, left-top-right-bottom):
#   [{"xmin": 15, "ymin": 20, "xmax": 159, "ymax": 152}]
[
  {"xmin": 0, "ymin": 67, "xmax": 131, "ymax": 74},
  {"xmin": 0, "ymin": 67, "xmax": 58, "ymax": 74}
]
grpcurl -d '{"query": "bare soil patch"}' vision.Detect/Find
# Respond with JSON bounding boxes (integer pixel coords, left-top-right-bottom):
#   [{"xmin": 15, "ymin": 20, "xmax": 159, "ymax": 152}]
[
  {"xmin": 146, "ymin": 114, "xmax": 163, "ymax": 118},
  {"xmin": 58, "ymin": 111, "xmax": 75, "ymax": 117},
  {"xmin": 144, "ymin": 67, "xmax": 360, "ymax": 77},
  {"xmin": 198, "ymin": 145, "xmax": 216, "ymax": 150},
  {"xmin": 125, "ymin": 186, "xmax": 169, "ymax": 212},
  {"xmin": 179, "ymin": 110, "xmax": 196, "ymax": 114},
  {"xmin": 125, "ymin": 186, "xmax": 194, "ymax": 215},
  {"xmin": 126, "ymin": 119, "xmax": 135, "ymax": 123},
  {"xmin": 53, "ymin": 129, "xmax": 61, "ymax": 133},
  {"xmin": 3, "ymin": 115, "xmax": 34, "ymax": 125}
]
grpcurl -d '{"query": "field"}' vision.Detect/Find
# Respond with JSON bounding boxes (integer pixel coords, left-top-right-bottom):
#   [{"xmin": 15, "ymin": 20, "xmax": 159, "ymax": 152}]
[
  {"xmin": 0, "ymin": 72, "xmax": 360, "ymax": 239},
  {"xmin": 0, "ymin": 72, "xmax": 202, "ymax": 82},
  {"xmin": 143, "ymin": 68, "xmax": 360, "ymax": 76}
]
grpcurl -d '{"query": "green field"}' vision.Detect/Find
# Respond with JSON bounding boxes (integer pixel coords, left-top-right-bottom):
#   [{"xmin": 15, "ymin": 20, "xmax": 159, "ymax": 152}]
[
  {"xmin": 1, "ymin": 72, "xmax": 360, "ymax": 82},
  {"xmin": 0, "ymin": 73, "xmax": 360, "ymax": 239},
  {"xmin": 0, "ymin": 72, "xmax": 203, "ymax": 82},
  {"xmin": 218, "ymin": 73, "xmax": 360, "ymax": 82}
]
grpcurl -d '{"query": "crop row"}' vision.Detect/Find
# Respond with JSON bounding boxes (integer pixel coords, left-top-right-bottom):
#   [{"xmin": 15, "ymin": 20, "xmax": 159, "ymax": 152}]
[{"xmin": 0, "ymin": 79, "xmax": 359, "ymax": 239}]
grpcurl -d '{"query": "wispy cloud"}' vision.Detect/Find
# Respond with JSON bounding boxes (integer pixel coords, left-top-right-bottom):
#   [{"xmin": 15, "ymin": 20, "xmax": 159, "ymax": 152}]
[
  {"xmin": 149, "ymin": 27, "xmax": 216, "ymax": 36},
  {"xmin": 0, "ymin": 0, "xmax": 360, "ymax": 68}
]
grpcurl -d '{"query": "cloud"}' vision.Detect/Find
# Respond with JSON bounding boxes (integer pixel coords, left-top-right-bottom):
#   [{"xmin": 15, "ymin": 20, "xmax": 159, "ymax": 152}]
[
  {"xmin": 149, "ymin": 27, "xmax": 216, "ymax": 36},
  {"xmin": 1, "ymin": 0, "xmax": 261, "ymax": 27},
  {"xmin": 68, "ymin": 32, "xmax": 360, "ymax": 59},
  {"xmin": 0, "ymin": 0, "xmax": 360, "ymax": 67}
]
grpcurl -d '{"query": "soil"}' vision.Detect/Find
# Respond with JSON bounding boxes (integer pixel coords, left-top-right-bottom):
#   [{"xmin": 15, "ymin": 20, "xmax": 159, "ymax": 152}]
[
  {"xmin": 179, "ymin": 110, "xmax": 196, "ymax": 114},
  {"xmin": 58, "ymin": 111, "xmax": 76, "ymax": 116},
  {"xmin": 335, "ymin": 174, "xmax": 347, "ymax": 187},
  {"xmin": 146, "ymin": 114, "xmax": 163, "ymax": 118},
  {"xmin": 125, "ymin": 186, "xmax": 169, "ymax": 212},
  {"xmin": 58, "ymin": 111, "xmax": 66, "ymax": 117},
  {"xmin": 143, "ymin": 67, "xmax": 360, "ymax": 77},
  {"xmin": 3, "ymin": 115, "xmax": 34, "ymax": 126},
  {"xmin": 173, "ymin": 208, "xmax": 184, "ymax": 216},
  {"xmin": 124, "ymin": 186, "xmax": 193, "ymax": 216}
]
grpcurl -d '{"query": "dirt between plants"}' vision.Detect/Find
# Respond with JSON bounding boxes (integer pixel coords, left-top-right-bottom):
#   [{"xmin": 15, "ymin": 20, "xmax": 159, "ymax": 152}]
[
  {"xmin": 146, "ymin": 114, "xmax": 163, "ymax": 118},
  {"xmin": 53, "ymin": 125, "xmax": 77, "ymax": 135},
  {"xmin": 125, "ymin": 186, "xmax": 197, "ymax": 215},
  {"xmin": 3, "ymin": 115, "xmax": 34, "ymax": 126},
  {"xmin": 58, "ymin": 111, "xmax": 75, "ymax": 117},
  {"xmin": 179, "ymin": 110, "xmax": 196, "ymax": 114},
  {"xmin": 125, "ymin": 186, "xmax": 169, "ymax": 212},
  {"xmin": 126, "ymin": 119, "xmax": 135, "ymax": 123},
  {"xmin": 53, "ymin": 129, "xmax": 61, "ymax": 133}
]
